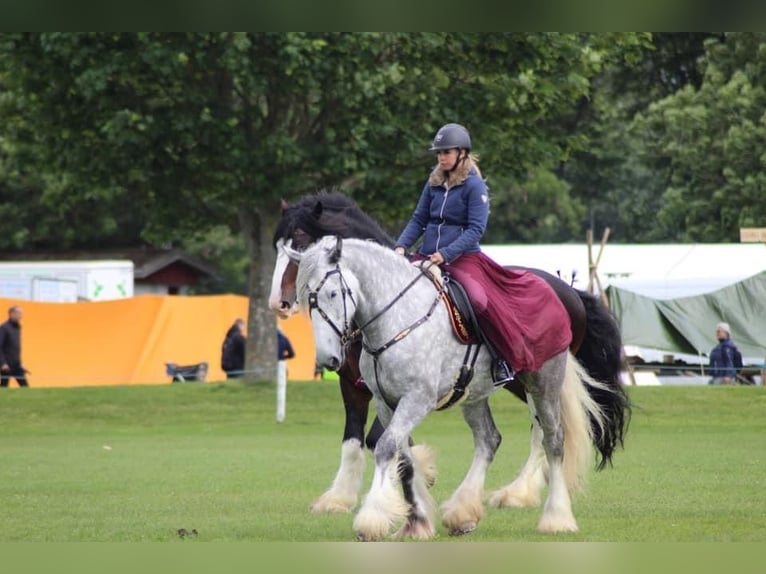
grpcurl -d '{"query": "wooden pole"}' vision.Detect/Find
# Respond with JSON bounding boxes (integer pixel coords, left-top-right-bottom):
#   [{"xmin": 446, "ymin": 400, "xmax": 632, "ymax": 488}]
[{"xmin": 586, "ymin": 229, "xmax": 594, "ymax": 294}]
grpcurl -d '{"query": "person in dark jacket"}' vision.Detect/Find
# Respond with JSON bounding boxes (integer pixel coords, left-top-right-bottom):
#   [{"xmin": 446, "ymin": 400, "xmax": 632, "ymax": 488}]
[
  {"xmin": 394, "ymin": 123, "xmax": 572, "ymax": 385},
  {"xmin": 221, "ymin": 318, "xmax": 246, "ymax": 379},
  {"xmin": 277, "ymin": 329, "xmax": 295, "ymax": 361},
  {"xmin": 708, "ymin": 322, "xmax": 737, "ymax": 385},
  {"xmin": 0, "ymin": 305, "xmax": 29, "ymax": 387}
]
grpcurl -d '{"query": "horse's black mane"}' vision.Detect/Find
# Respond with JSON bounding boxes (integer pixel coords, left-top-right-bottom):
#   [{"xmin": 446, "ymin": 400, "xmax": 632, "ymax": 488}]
[{"xmin": 273, "ymin": 191, "xmax": 396, "ymax": 248}]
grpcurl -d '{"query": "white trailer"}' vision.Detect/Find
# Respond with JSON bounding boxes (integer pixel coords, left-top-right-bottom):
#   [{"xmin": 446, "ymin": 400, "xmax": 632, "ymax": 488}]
[{"xmin": 0, "ymin": 260, "xmax": 134, "ymax": 302}]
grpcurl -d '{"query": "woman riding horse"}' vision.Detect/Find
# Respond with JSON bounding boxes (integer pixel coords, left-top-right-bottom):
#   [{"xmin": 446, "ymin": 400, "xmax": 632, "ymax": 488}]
[
  {"xmin": 292, "ymin": 236, "xmax": 626, "ymax": 538},
  {"xmin": 395, "ymin": 122, "xmax": 572, "ymax": 385},
  {"xmin": 271, "ymin": 188, "xmax": 628, "ymax": 513}
]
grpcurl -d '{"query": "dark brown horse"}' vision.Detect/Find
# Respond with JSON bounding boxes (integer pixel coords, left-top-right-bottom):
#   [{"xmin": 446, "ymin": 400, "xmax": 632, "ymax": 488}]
[{"xmin": 269, "ymin": 192, "xmax": 629, "ymax": 513}]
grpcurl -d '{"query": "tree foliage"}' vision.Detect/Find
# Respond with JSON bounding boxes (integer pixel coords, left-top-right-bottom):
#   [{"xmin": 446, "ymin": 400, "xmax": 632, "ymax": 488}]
[
  {"xmin": 635, "ymin": 33, "xmax": 766, "ymax": 241},
  {"xmin": 7, "ymin": 33, "xmax": 760, "ymax": 375},
  {"xmin": 1, "ymin": 33, "xmax": 645, "ymax": 376}
]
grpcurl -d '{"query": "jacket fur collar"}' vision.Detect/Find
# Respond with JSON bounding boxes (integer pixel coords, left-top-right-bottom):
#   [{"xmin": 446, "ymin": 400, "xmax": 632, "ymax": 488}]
[{"xmin": 428, "ymin": 155, "xmax": 482, "ymax": 189}]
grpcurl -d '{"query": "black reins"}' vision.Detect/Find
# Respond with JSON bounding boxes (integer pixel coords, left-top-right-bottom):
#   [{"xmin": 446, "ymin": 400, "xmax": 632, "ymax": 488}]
[{"xmin": 307, "ymin": 256, "xmax": 481, "ymax": 411}]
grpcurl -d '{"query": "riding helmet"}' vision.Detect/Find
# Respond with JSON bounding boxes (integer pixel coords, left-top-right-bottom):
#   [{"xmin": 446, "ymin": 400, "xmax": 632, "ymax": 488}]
[{"xmin": 429, "ymin": 123, "xmax": 472, "ymax": 152}]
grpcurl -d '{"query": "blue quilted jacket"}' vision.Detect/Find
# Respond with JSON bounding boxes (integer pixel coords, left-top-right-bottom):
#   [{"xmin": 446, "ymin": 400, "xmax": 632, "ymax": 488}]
[{"xmin": 395, "ymin": 169, "xmax": 489, "ymax": 263}]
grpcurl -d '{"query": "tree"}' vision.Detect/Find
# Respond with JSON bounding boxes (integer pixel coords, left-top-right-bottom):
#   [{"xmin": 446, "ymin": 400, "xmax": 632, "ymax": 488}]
[
  {"xmin": 3, "ymin": 32, "xmax": 417, "ymax": 378},
  {"xmin": 554, "ymin": 33, "xmax": 718, "ymax": 242},
  {"xmin": 0, "ymin": 33, "xmax": 645, "ymax": 377},
  {"xmin": 635, "ymin": 33, "xmax": 766, "ymax": 241}
]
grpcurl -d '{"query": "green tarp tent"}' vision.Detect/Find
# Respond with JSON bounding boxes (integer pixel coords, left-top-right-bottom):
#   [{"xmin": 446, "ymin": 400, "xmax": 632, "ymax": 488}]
[{"xmin": 607, "ymin": 271, "xmax": 766, "ymax": 364}]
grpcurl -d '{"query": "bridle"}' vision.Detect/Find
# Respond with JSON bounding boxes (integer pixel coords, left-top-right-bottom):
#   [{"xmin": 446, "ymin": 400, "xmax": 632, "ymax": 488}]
[
  {"xmin": 305, "ymin": 243, "xmax": 480, "ymax": 412},
  {"xmin": 306, "ymin": 264, "xmax": 358, "ymax": 347},
  {"xmin": 306, "ymin": 258, "xmax": 443, "ymax": 357}
]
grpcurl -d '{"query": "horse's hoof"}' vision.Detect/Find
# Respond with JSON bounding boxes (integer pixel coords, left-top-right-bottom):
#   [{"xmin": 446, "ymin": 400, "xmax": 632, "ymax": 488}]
[
  {"xmin": 310, "ymin": 495, "xmax": 355, "ymax": 514},
  {"xmin": 448, "ymin": 522, "xmax": 477, "ymax": 536},
  {"xmin": 395, "ymin": 516, "xmax": 436, "ymax": 540},
  {"xmin": 356, "ymin": 531, "xmax": 383, "ymax": 542}
]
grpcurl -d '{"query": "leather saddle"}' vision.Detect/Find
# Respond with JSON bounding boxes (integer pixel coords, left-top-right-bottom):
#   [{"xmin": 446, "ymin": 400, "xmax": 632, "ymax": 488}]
[{"xmin": 416, "ymin": 262, "xmax": 501, "ymax": 359}]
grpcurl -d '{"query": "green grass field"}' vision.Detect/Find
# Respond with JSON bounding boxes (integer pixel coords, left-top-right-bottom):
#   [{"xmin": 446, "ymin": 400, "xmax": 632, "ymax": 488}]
[{"xmin": 0, "ymin": 381, "xmax": 764, "ymax": 542}]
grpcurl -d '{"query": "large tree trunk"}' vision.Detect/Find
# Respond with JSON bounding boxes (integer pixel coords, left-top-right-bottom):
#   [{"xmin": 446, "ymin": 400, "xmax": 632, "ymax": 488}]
[{"xmin": 238, "ymin": 204, "xmax": 278, "ymax": 381}]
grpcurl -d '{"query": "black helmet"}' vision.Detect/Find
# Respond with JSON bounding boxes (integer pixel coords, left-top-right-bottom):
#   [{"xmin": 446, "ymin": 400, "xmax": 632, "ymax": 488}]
[{"xmin": 429, "ymin": 123, "xmax": 472, "ymax": 152}]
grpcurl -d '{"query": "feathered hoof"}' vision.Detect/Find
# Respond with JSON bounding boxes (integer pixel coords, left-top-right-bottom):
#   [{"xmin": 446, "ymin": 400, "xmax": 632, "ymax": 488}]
[
  {"xmin": 537, "ymin": 513, "xmax": 578, "ymax": 533},
  {"xmin": 487, "ymin": 486, "xmax": 541, "ymax": 509},
  {"xmin": 411, "ymin": 444, "xmax": 438, "ymax": 489},
  {"xmin": 395, "ymin": 514, "xmax": 436, "ymax": 540},
  {"xmin": 353, "ymin": 509, "xmax": 397, "ymax": 542},
  {"xmin": 448, "ymin": 522, "xmax": 477, "ymax": 536},
  {"xmin": 356, "ymin": 530, "xmax": 385, "ymax": 542},
  {"xmin": 441, "ymin": 491, "xmax": 483, "ymax": 536},
  {"xmin": 310, "ymin": 492, "xmax": 355, "ymax": 514}
]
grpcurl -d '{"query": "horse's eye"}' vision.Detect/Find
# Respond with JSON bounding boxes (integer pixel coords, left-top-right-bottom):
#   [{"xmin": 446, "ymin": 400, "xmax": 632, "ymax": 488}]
[
  {"xmin": 293, "ymin": 230, "xmax": 312, "ymax": 251},
  {"xmin": 330, "ymin": 291, "xmax": 338, "ymax": 299}
]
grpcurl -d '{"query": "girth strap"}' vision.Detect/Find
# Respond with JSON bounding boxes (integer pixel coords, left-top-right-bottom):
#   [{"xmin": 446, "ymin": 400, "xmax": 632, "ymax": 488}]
[{"xmin": 436, "ymin": 343, "xmax": 482, "ymax": 411}]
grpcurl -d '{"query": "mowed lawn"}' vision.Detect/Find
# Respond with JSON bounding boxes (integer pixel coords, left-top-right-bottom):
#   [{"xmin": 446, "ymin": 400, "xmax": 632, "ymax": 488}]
[{"xmin": 0, "ymin": 381, "xmax": 764, "ymax": 542}]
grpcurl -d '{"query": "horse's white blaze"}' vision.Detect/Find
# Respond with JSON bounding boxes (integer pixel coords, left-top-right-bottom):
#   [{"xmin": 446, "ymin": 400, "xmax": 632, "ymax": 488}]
[
  {"xmin": 269, "ymin": 239, "xmax": 300, "ymax": 318},
  {"xmin": 269, "ymin": 239, "xmax": 290, "ymax": 311},
  {"xmin": 310, "ymin": 439, "xmax": 366, "ymax": 514},
  {"xmin": 312, "ymin": 313, "xmax": 346, "ymax": 370}
]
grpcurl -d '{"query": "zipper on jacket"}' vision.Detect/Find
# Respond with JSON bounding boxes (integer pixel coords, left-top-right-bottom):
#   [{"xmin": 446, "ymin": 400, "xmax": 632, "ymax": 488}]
[{"xmin": 436, "ymin": 187, "xmax": 449, "ymax": 253}]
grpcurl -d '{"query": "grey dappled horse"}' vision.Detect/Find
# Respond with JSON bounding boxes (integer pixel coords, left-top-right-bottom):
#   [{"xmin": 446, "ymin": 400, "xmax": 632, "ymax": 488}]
[
  {"xmin": 290, "ymin": 236, "xmax": 625, "ymax": 540},
  {"xmin": 269, "ymin": 191, "xmax": 628, "ymax": 517}
]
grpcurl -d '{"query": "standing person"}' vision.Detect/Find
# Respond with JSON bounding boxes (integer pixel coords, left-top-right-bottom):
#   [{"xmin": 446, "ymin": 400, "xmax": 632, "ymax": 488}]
[
  {"xmin": 0, "ymin": 305, "xmax": 29, "ymax": 388},
  {"xmin": 221, "ymin": 318, "xmax": 246, "ymax": 379},
  {"xmin": 394, "ymin": 123, "xmax": 572, "ymax": 384},
  {"xmin": 277, "ymin": 328, "xmax": 295, "ymax": 361},
  {"xmin": 708, "ymin": 322, "xmax": 739, "ymax": 385}
]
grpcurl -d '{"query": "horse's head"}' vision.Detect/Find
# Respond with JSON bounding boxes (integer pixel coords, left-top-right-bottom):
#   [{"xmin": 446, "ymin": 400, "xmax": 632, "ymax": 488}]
[
  {"xmin": 269, "ymin": 191, "xmax": 394, "ymax": 317},
  {"xmin": 269, "ymin": 199, "xmax": 327, "ymax": 317},
  {"xmin": 295, "ymin": 236, "xmax": 359, "ymax": 372}
]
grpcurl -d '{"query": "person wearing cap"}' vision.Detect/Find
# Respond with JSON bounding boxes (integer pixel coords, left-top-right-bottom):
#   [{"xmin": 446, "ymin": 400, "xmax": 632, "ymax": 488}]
[
  {"xmin": 394, "ymin": 123, "xmax": 572, "ymax": 386},
  {"xmin": 708, "ymin": 322, "xmax": 737, "ymax": 385}
]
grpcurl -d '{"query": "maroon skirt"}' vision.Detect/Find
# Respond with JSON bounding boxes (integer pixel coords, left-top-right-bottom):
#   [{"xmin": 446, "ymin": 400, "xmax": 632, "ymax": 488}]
[{"xmin": 444, "ymin": 252, "xmax": 572, "ymax": 372}]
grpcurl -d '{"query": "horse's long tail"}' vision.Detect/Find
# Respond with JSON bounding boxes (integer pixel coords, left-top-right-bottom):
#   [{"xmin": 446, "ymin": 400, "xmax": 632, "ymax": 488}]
[
  {"xmin": 574, "ymin": 291, "xmax": 632, "ymax": 469},
  {"xmin": 559, "ymin": 354, "xmax": 606, "ymax": 493}
]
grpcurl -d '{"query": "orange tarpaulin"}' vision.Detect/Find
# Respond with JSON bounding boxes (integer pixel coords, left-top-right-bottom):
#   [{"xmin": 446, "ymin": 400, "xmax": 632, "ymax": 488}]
[{"xmin": 0, "ymin": 295, "xmax": 317, "ymax": 387}]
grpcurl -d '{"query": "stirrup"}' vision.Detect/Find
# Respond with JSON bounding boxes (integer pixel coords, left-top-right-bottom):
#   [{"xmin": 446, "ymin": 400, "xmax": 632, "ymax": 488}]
[{"xmin": 492, "ymin": 359, "xmax": 514, "ymax": 385}]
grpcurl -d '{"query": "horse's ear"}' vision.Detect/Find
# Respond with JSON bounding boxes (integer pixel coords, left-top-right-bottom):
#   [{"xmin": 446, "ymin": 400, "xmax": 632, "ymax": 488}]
[
  {"xmin": 329, "ymin": 236, "xmax": 342, "ymax": 263},
  {"xmin": 312, "ymin": 200, "xmax": 323, "ymax": 219},
  {"xmin": 280, "ymin": 198, "xmax": 289, "ymax": 212}
]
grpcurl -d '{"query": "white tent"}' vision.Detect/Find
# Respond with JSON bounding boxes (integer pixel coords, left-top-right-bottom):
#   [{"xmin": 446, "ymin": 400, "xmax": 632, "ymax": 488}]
[
  {"xmin": 483, "ymin": 243, "xmax": 766, "ymax": 376},
  {"xmin": 482, "ymin": 243, "xmax": 766, "ymax": 299}
]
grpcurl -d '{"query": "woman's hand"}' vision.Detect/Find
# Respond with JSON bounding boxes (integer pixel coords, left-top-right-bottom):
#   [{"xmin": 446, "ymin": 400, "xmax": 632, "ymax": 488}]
[
  {"xmin": 394, "ymin": 247, "xmax": 407, "ymax": 256},
  {"xmin": 429, "ymin": 252, "xmax": 444, "ymax": 265}
]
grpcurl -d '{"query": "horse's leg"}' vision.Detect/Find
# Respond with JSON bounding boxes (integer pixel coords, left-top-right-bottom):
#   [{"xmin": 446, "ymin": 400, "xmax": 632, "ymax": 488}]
[
  {"xmin": 310, "ymin": 344, "xmax": 372, "ymax": 513},
  {"xmin": 354, "ymin": 395, "xmax": 434, "ymax": 542},
  {"xmin": 441, "ymin": 398, "xmax": 502, "ymax": 536},
  {"xmin": 367, "ymin": 399, "xmax": 438, "ymax": 493},
  {"xmin": 393, "ymin": 442, "xmax": 438, "ymax": 539},
  {"xmin": 491, "ymin": 274, "xmax": 586, "ymax": 509},
  {"xmin": 527, "ymin": 352, "xmax": 596, "ymax": 533},
  {"xmin": 488, "ymin": 390, "xmax": 547, "ymax": 509}
]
